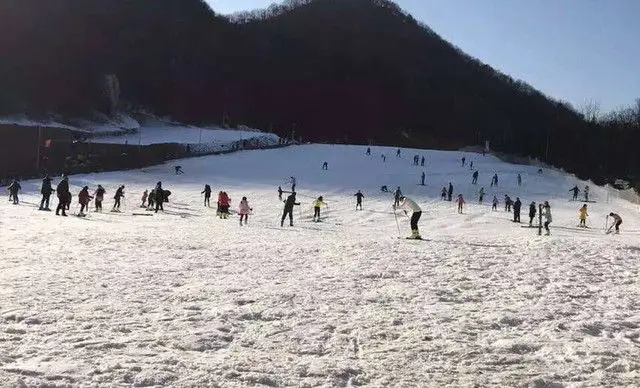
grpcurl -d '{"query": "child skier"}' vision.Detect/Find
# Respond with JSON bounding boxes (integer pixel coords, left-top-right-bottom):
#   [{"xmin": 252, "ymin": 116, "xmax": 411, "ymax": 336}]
[
  {"xmin": 528, "ymin": 201, "xmax": 537, "ymax": 226},
  {"xmin": 141, "ymin": 190, "xmax": 148, "ymax": 208},
  {"xmin": 608, "ymin": 212, "xmax": 622, "ymax": 234},
  {"xmin": 312, "ymin": 196, "xmax": 328, "ymax": 222},
  {"xmin": 281, "ymin": 192, "xmax": 300, "ymax": 227},
  {"xmin": 394, "ymin": 196, "xmax": 422, "ymax": 239},
  {"xmin": 354, "ymin": 190, "xmax": 364, "ymax": 210},
  {"xmin": 542, "ymin": 201, "xmax": 552, "ymax": 235},
  {"xmin": 7, "ymin": 179, "xmax": 21, "ymax": 205},
  {"xmin": 238, "ymin": 197, "xmax": 252, "ymax": 225},
  {"xmin": 202, "ymin": 184, "xmax": 212, "ymax": 207},
  {"xmin": 278, "ymin": 186, "xmax": 283, "ymax": 200},
  {"xmin": 94, "ymin": 185, "xmax": 105, "ymax": 212},
  {"xmin": 441, "ymin": 187, "xmax": 447, "ymax": 201},
  {"xmin": 78, "ymin": 186, "xmax": 93, "ymax": 216},
  {"xmin": 579, "ymin": 204, "xmax": 588, "ymax": 227},
  {"xmin": 147, "ymin": 189, "xmax": 155, "ymax": 210},
  {"xmin": 456, "ymin": 194, "xmax": 465, "ymax": 214}
]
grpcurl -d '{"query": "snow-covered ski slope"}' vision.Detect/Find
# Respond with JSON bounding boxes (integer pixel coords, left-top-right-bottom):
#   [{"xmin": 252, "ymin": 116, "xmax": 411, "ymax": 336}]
[{"xmin": 1, "ymin": 145, "xmax": 639, "ymax": 387}]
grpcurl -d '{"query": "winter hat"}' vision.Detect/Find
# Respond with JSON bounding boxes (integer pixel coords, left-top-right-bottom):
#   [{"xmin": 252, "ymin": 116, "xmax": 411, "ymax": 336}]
[
  {"xmin": 83, "ymin": 186, "xmax": 88, "ymax": 190},
  {"xmin": 318, "ymin": 196, "xmax": 323, "ymax": 201},
  {"xmin": 242, "ymin": 197, "xmax": 247, "ymax": 201}
]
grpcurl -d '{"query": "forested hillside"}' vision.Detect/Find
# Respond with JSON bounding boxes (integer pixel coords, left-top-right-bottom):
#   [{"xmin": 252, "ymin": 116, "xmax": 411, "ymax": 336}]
[{"xmin": 0, "ymin": 0, "xmax": 637, "ymax": 185}]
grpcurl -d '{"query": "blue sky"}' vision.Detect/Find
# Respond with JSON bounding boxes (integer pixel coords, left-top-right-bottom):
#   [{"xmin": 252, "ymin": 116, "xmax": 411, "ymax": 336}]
[{"xmin": 205, "ymin": 0, "xmax": 640, "ymax": 113}]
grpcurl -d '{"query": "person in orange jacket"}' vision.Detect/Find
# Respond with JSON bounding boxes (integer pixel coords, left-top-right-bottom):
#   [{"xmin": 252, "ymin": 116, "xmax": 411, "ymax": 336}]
[{"xmin": 578, "ymin": 204, "xmax": 588, "ymax": 227}]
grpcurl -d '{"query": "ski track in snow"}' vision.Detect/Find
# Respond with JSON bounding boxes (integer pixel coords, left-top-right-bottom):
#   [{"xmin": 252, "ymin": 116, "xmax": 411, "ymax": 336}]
[{"xmin": 1, "ymin": 145, "xmax": 640, "ymax": 387}]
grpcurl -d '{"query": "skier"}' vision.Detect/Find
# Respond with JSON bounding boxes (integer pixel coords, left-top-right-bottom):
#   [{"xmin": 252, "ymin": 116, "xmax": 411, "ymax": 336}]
[
  {"xmin": 354, "ymin": 190, "xmax": 364, "ymax": 210},
  {"xmin": 202, "ymin": 184, "xmax": 212, "ymax": 207},
  {"xmin": 492, "ymin": 196, "xmax": 498, "ymax": 211},
  {"xmin": 513, "ymin": 197, "xmax": 522, "ymax": 223},
  {"xmin": 7, "ymin": 179, "xmax": 21, "ymax": 205},
  {"xmin": 579, "ymin": 204, "xmax": 588, "ymax": 227},
  {"xmin": 420, "ymin": 172, "xmax": 426, "ymax": 186},
  {"xmin": 461, "ymin": 156, "xmax": 466, "ymax": 167},
  {"xmin": 290, "ymin": 176, "xmax": 296, "ymax": 192},
  {"xmin": 281, "ymin": 192, "xmax": 300, "ymax": 227},
  {"xmin": 470, "ymin": 161, "xmax": 473, "ymax": 170},
  {"xmin": 78, "ymin": 186, "xmax": 93, "ymax": 216},
  {"xmin": 608, "ymin": 212, "xmax": 622, "ymax": 234},
  {"xmin": 175, "ymin": 165, "xmax": 184, "ymax": 175},
  {"xmin": 322, "ymin": 161, "xmax": 328, "ymax": 170},
  {"xmin": 55, "ymin": 176, "xmax": 70, "ymax": 216},
  {"xmin": 440, "ymin": 187, "xmax": 447, "ymax": 201},
  {"xmin": 94, "ymin": 185, "xmax": 106, "ymax": 212},
  {"xmin": 112, "ymin": 185, "xmax": 125, "ymax": 212},
  {"xmin": 542, "ymin": 201, "xmax": 552, "ymax": 235},
  {"xmin": 393, "ymin": 187, "xmax": 402, "ymax": 206},
  {"xmin": 366, "ymin": 147, "xmax": 371, "ymax": 156},
  {"xmin": 396, "ymin": 148, "xmax": 401, "ymax": 157},
  {"xmin": 584, "ymin": 185, "xmax": 590, "ymax": 202},
  {"xmin": 381, "ymin": 154, "xmax": 386, "ymax": 162},
  {"xmin": 421, "ymin": 156, "xmax": 425, "ymax": 166},
  {"xmin": 394, "ymin": 196, "xmax": 422, "ymax": 239},
  {"xmin": 381, "ymin": 185, "xmax": 389, "ymax": 193},
  {"xmin": 504, "ymin": 195, "xmax": 512, "ymax": 212},
  {"xmin": 312, "ymin": 196, "xmax": 328, "ymax": 222},
  {"xmin": 238, "ymin": 196, "xmax": 252, "ymax": 225},
  {"xmin": 478, "ymin": 187, "xmax": 485, "ymax": 204},
  {"xmin": 218, "ymin": 191, "xmax": 231, "ymax": 219},
  {"xmin": 154, "ymin": 182, "xmax": 164, "ymax": 213},
  {"xmin": 456, "ymin": 194, "xmax": 465, "ymax": 214},
  {"xmin": 570, "ymin": 185, "xmax": 579, "ymax": 201},
  {"xmin": 493, "ymin": 174, "xmax": 499, "ymax": 187},
  {"xmin": 447, "ymin": 182, "xmax": 453, "ymax": 202},
  {"xmin": 528, "ymin": 202, "xmax": 537, "ymax": 226},
  {"xmin": 141, "ymin": 190, "xmax": 148, "ymax": 208},
  {"xmin": 472, "ymin": 170, "xmax": 479, "ymax": 184},
  {"xmin": 39, "ymin": 175, "xmax": 54, "ymax": 210},
  {"xmin": 517, "ymin": 174, "xmax": 522, "ymax": 186},
  {"xmin": 278, "ymin": 186, "xmax": 283, "ymax": 201}
]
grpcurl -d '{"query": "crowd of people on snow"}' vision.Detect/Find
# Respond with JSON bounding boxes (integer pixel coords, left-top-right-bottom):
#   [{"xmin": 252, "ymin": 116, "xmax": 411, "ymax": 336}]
[{"xmin": 3, "ymin": 147, "xmax": 627, "ymax": 237}]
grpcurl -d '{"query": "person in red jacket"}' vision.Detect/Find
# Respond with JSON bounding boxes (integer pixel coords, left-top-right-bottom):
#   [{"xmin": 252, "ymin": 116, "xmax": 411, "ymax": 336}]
[
  {"xmin": 218, "ymin": 191, "xmax": 231, "ymax": 219},
  {"xmin": 78, "ymin": 186, "xmax": 94, "ymax": 216}
]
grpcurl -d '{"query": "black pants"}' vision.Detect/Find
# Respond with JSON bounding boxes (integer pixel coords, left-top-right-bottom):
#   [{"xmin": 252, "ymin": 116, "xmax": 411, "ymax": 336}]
[
  {"xmin": 96, "ymin": 200, "xmax": 103, "ymax": 212},
  {"xmin": 56, "ymin": 197, "xmax": 67, "ymax": 215},
  {"xmin": 204, "ymin": 195, "xmax": 210, "ymax": 207},
  {"xmin": 544, "ymin": 221, "xmax": 551, "ymax": 232},
  {"xmin": 314, "ymin": 206, "xmax": 321, "ymax": 219},
  {"xmin": 514, "ymin": 211, "xmax": 520, "ymax": 223},
  {"xmin": 281, "ymin": 209, "xmax": 293, "ymax": 226},
  {"xmin": 80, "ymin": 203, "xmax": 88, "ymax": 213},
  {"xmin": 114, "ymin": 197, "xmax": 121, "ymax": 209},
  {"xmin": 356, "ymin": 201, "xmax": 362, "ymax": 210},
  {"xmin": 155, "ymin": 200, "xmax": 163, "ymax": 213},
  {"xmin": 529, "ymin": 215, "xmax": 535, "ymax": 225},
  {"xmin": 240, "ymin": 214, "xmax": 248, "ymax": 223},
  {"xmin": 410, "ymin": 211, "xmax": 422, "ymax": 231},
  {"xmin": 447, "ymin": 193, "xmax": 452, "ymax": 201},
  {"xmin": 40, "ymin": 194, "xmax": 50, "ymax": 209},
  {"xmin": 614, "ymin": 220, "xmax": 622, "ymax": 232},
  {"xmin": 10, "ymin": 192, "xmax": 18, "ymax": 204}
]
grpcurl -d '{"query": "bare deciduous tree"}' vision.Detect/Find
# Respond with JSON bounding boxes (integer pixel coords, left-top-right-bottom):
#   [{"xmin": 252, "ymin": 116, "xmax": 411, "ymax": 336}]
[{"xmin": 580, "ymin": 99, "xmax": 600, "ymax": 122}]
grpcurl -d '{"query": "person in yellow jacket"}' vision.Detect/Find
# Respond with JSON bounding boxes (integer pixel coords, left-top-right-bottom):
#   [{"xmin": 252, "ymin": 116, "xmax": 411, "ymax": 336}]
[
  {"xmin": 313, "ymin": 196, "xmax": 328, "ymax": 222},
  {"xmin": 578, "ymin": 204, "xmax": 588, "ymax": 227}
]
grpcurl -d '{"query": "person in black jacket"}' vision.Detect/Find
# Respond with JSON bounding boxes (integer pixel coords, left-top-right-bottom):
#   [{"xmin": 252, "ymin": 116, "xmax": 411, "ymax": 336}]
[
  {"xmin": 202, "ymin": 184, "xmax": 212, "ymax": 207},
  {"xmin": 354, "ymin": 190, "xmax": 364, "ymax": 210},
  {"xmin": 447, "ymin": 182, "xmax": 453, "ymax": 202},
  {"xmin": 154, "ymin": 182, "xmax": 164, "ymax": 213},
  {"xmin": 113, "ymin": 185, "xmax": 125, "ymax": 211},
  {"xmin": 281, "ymin": 192, "xmax": 300, "ymax": 227},
  {"xmin": 55, "ymin": 176, "xmax": 70, "ymax": 216},
  {"xmin": 513, "ymin": 197, "xmax": 522, "ymax": 223},
  {"xmin": 39, "ymin": 175, "xmax": 54, "ymax": 210},
  {"xmin": 7, "ymin": 179, "xmax": 21, "ymax": 205},
  {"xmin": 94, "ymin": 185, "xmax": 106, "ymax": 212},
  {"xmin": 528, "ymin": 202, "xmax": 537, "ymax": 226}
]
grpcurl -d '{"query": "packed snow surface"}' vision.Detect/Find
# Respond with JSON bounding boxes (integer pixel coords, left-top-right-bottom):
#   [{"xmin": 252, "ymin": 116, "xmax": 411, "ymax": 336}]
[
  {"xmin": 91, "ymin": 126, "xmax": 277, "ymax": 146},
  {"xmin": 1, "ymin": 145, "xmax": 640, "ymax": 387}
]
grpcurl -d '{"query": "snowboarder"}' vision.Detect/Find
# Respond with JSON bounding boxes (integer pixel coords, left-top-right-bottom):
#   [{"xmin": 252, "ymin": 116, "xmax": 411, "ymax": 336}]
[
  {"xmin": 322, "ymin": 161, "xmax": 328, "ymax": 170},
  {"xmin": 112, "ymin": 185, "xmax": 125, "ymax": 211},
  {"xmin": 394, "ymin": 187, "xmax": 402, "ymax": 206},
  {"xmin": 584, "ymin": 185, "xmax": 590, "ymax": 202},
  {"xmin": 420, "ymin": 172, "xmax": 425, "ymax": 186},
  {"xmin": 421, "ymin": 156, "xmax": 425, "ymax": 167},
  {"xmin": 312, "ymin": 196, "xmax": 328, "ymax": 222},
  {"xmin": 456, "ymin": 194, "xmax": 465, "ymax": 214},
  {"xmin": 461, "ymin": 156, "xmax": 466, "ymax": 167},
  {"xmin": 238, "ymin": 196, "xmax": 252, "ymax": 225},
  {"xmin": 447, "ymin": 183, "xmax": 453, "ymax": 202},
  {"xmin": 141, "ymin": 190, "xmax": 148, "ymax": 208},
  {"xmin": 278, "ymin": 186, "xmax": 283, "ymax": 200},
  {"xmin": 154, "ymin": 182, "xmax": 164, "ymax": 213},
  {"xmin": 175, "ymin": 165, "xmax": 184, "ymax": 175},
  {"xmin": 394, "ymin": 196, "xmax": 422, "ymax": 239},
  {"xmin": 478, "ymin": 187, "xmax": 485, "ymax": 204},
  {"xmin": 78, "ymin": 186, "xmax": 93, "ymax": 216},
  {"xmin": 354, "ymin": 190, "xmax": 364, "ymax": 210},
  {"xmin": 513, "ymin": 197, "xmax": 522, "ymax": 223},
  {"xmin": 55, "ymin": 176, "xmax": 70, "ymax": 216},
  {"xmin": 517, "ymin": 174, "xmax": 522, "ymax": 186},
  {"xmin": 366, "ymin": 147, "xmax": 371, "ymax": 156},
  {"xmin": 542, "ymin": 201, "xmax": 552, "ymax": 235},
  {"xmin": 579, "ymin": 204, "xmax": 588, "ymax": 227},
  {"xmin": 528, "ymin": 202, "xmax": 537, "ymax": 226},
  {"xmin": 39, "ymin": 175, "xmax": 54, "ymax": 210},
  {"xmin": 472, "ymin": 170, "xmax": 479, "ymax": 184},
  {"xmin": 94, "ymin": 185, "xmax": 106, "ymax": 212},
  {"xmin": 7, "ymin": 179, "xmax": 21, "ymax": 205},
  {"xmin": 608, "ymin": 212, "xmax": 622, "ymax": 234},
  {"xmin": 202, "ymin": 184, "xmax": 212, "ymax": 207},
  {"xmin": 570, "ymin": 185, "xmax": 579, "ymax": 201},
  {"xmin": 492, "ymin": 196, "xmax": 498, "ymax": 211},
  {"xmin": 440, "ymin": 187, "xmax": 447, "ymax": 201},
  {"xmin": 281, "ymin": 192, "xmax": 300, "ymax": 227}
]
